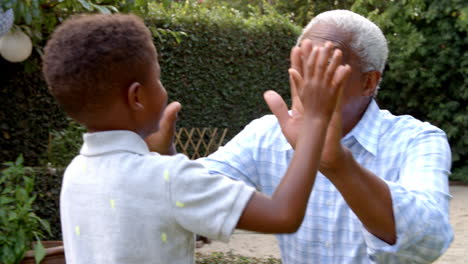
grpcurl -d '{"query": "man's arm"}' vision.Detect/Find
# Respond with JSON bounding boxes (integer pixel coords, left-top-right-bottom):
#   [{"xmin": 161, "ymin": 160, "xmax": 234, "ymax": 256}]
[
  {"xmin": 321, "ymin": 148, "xmax": 396, "ymax": 244},
  {"xmin": 321, "ymin": 130, "xmax": 452, "ymax": 262}
]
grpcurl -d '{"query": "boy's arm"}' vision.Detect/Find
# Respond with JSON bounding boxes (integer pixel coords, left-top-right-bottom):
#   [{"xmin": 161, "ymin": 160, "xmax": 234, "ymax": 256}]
[
  {"xmin": 237, "ymin": 41, "xmax": 351, "ymax": 233},
  {"xmin": 145, "ymin": 101, "xmax": 181, "ymax": 155}
]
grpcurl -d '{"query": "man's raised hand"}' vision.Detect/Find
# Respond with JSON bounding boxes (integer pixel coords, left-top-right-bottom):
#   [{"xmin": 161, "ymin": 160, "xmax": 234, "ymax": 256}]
[{"xmin": 145, "ymin": 101, "xmax": 182, "ymax": 155}]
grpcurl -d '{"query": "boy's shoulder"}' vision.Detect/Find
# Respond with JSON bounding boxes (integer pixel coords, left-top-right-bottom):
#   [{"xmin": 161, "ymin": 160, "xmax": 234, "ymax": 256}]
[{"xmin": 145, "ymin": 152, "xmax": 209, "ymax": 181}]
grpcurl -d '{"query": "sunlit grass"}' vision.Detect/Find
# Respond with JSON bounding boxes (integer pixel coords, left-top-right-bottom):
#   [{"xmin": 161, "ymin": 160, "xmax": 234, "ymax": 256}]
[{"xmin": 196, "ymin": 252, "xmax": 281, "ymax": 264}]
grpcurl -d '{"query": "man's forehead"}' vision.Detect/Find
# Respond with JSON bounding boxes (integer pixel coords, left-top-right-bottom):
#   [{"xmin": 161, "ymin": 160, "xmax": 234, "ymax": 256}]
[{"xmin": 302, "ymin": 23, "xmax": 351, "ymax": 51}]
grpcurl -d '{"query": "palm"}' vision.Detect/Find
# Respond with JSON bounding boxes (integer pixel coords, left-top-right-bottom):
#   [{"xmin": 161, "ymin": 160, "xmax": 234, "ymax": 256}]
[
  {"xmin": 265, "ymin": 42, "xmax": 349, "ymax": 171},
  {"xmin": 145, "ymin": 101, "xmax": 181, "ymax": 155}
]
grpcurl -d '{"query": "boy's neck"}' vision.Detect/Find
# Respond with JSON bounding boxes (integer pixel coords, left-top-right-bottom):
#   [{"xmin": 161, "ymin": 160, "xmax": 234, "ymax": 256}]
[{"xmin": 83, "ymin": 108, "xmax": 150, "ymax": 139}]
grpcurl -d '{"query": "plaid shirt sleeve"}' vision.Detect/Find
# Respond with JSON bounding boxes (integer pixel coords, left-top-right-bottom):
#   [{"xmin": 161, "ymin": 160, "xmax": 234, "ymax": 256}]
[{"xmin": 362, "ymin": 129, "xmax": 454, "ymax": 263}]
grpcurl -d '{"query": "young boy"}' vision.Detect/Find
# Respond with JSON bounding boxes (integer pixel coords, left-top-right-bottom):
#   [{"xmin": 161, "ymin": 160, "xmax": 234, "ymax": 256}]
[{"xmin": 43, "ymin": 14, "xmax": 350, "ymax": 263}]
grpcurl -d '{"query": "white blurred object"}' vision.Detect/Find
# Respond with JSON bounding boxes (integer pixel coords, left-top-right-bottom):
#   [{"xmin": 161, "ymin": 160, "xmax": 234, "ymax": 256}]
[
  {"xmin": 0, "ymin": 8, "xmax": 14, "ymax": 37},
  {"xmin": 0, "ymin": 29, "xmax": 33, "ymax": 62}
]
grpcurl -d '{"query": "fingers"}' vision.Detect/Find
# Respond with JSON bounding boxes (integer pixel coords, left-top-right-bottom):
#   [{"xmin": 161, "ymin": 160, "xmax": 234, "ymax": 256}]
[
  {"xmin": 290, "ymin": 46, "xmax": 303, "ymax": 102},
  {"xmin": 332, "ymin": 64, "xmax": 351, "ymax": 110},
  {"xmin": 301, "ymin": 40, "xmax": 313, "ymax": 78},
  {"xmin": 290, "ymin": 46, "xmax": 303, "ymax": 77},
  {"xmin": 264, "ymin": 90, "xmax": 290, "ymax": 127},
  {"xmin": 289, "ymin": 68, "xmax": 305, "ymax": 114},
  {"xmin": 324, "ymin": 49, "xmax": 343, "ymax": 85},
  {"xmin": 159, "ymin": 101, "xmax": 182, "ymax": 133},
  {"xmin": 289, "ymin": 67, "xmax": 299, "ymax": 100},
  {"xmin": 332, "ymin": 65, "xmax": 352, "ymax": 91},
  {"xmin": 312, "ymin": 41, "xmax": 334, "ymax": 79},
  {"xmin": 304, "ymin": 46, "xmax": 319, "ymax": 80},
  {"xmin": 289, "ymin": 68, "xmax": 303, "ymax": 97}
]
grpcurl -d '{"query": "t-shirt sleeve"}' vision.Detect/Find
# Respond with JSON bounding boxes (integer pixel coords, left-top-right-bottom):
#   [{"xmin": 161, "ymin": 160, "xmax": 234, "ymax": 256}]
[
  {"xmin": 166, "ymin": 154, "xmax": 255, "ymax": 242},
  {"xmin": 199, "ymin": 115, "xmax": 282, "ymax": 190}
]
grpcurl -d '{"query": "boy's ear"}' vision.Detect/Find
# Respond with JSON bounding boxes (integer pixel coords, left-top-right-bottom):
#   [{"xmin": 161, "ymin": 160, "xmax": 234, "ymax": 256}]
[{"xmin": 127, "ymin": 82, "xmax": 145, "ymax": 111}]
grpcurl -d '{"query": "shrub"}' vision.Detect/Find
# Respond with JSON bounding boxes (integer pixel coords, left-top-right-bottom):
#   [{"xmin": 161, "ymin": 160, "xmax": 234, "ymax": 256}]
[{"xmin": 0, "ymin": 155, "xmax": 51, "ymax": 263}]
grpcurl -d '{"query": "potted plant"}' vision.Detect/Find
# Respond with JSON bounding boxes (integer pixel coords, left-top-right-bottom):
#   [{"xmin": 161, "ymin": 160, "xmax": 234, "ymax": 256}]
[{"xmin": 0, "ymin": 155, "xmax": 65, "ymax": 264}]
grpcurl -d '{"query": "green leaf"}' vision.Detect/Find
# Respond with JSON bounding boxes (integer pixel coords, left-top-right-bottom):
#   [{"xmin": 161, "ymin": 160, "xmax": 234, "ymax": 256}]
[
  {"xmin": 91, "ymin": 4, "xmax": 112, "ymax": 14},
  {"xmin": 8, "ymin": 211, "xmax": 18, "ymax": 221},
  {"xmin": 0, "ymin": 197, "xmax": 14, "ymax": 204},
  {"xmin": 15, "ymin": 155, "xmax": 24, "ymax": 166},
  {"xmin": 15, "ymin": 188, "xmax": 28, "ymax": 203},
  {"xmin": 33, "ymin": 240, "xmax": 46, "ymax": 264},
  {"xmin": 107, "ymin": 5, "xmax": 119, "ymax": 13},
  {"xmin": 77, "ymin": 0, "xmax": 92, "ymax": 11},
  {"xmin": 29, "ymin": 213, "xmax": 51, "ymax": 235},
  {"xmin": 24, "ymin": 176, "xmax": 34, "ymax": 193}
]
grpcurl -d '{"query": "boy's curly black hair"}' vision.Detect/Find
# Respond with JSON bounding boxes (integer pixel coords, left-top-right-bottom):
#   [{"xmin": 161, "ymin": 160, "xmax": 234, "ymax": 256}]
[{"xmin": 43, "ymin": 13, "xmax": 156, "ymax": 121}]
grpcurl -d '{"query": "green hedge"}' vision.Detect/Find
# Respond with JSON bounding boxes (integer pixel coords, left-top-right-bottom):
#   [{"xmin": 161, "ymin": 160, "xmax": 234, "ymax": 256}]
[
  {"xmin": 148, "ymin": 4, "xmax": 299, "ymax": 140},
  {"xmin": 0, "ymin": 4, "xmax": 299, "ymax": 168},
  {"xmin": 0, "ymin": 57, "xmax": 69, "ymax": 166}
]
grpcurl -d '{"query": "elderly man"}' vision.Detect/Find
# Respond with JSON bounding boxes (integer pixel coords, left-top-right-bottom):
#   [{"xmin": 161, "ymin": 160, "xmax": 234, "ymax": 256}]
[
  {"xmin": 148, "ymin": 9, "xmax": 453, "ymax": 263},
  {"xmin": 199, "ymin": 10, "xmax": 453, "ymax": 263}
]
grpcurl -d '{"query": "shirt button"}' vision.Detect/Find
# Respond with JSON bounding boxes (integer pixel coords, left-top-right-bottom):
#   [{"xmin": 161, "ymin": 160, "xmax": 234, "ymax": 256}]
[
  {"xmin": 325, "ymin": 242, "xmax": 331, "ymax": 248},
  {"xmin": 326, "ymin": 200, "xmax": 333, "ymax": 206}
]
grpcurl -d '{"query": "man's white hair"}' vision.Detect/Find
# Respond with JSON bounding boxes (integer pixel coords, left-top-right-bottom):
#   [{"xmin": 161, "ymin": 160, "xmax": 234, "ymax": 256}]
[{"xmin": 298, "ymin": 10, "xmax": 388, "ymax": 74}]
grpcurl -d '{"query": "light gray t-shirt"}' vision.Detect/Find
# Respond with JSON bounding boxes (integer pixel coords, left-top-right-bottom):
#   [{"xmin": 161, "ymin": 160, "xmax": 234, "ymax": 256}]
[{"xmin": 60, "ymin": 130, "xmax": 255, "ymax": 264}]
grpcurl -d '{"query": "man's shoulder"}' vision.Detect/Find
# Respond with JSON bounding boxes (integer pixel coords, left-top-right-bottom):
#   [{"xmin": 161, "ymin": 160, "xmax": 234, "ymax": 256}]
[
  {"xmin": 234, "ymin": 114, "xmax": 289, "ymax": 149},
  {"xmin": 245, "ymin": 114, "xmax": 281, "ymax": 131},
  {"xmin": 243, "ymin": 114, "xmax": 284, "ymax": 138},
  {"xmin": 379, "ymin": 109, "xmax": 447, "ymax": 143}
]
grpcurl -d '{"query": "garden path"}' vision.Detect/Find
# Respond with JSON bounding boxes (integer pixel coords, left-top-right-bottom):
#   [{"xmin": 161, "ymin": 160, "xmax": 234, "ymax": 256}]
[{"xmin": 196, "ymin": 185, "xmax": 468, "ymax": 263}]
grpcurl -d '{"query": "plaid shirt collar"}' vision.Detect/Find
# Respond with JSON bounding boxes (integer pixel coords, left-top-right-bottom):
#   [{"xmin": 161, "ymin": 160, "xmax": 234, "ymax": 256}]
[{"xmin": 342, "ymin": 99, "xmax": 383, "ymax": 157}]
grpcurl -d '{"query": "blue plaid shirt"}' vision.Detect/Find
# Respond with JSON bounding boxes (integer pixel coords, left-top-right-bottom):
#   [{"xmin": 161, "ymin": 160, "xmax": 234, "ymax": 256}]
[{"xmin": 201, "ymin": 100, "xmax": 453, "ymax": 263}]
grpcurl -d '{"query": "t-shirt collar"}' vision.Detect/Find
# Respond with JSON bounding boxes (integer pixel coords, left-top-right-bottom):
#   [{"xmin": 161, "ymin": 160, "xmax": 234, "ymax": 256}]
[{"xmin": 80, "ymin": 130, "xmax": 150, "ymax": 156}]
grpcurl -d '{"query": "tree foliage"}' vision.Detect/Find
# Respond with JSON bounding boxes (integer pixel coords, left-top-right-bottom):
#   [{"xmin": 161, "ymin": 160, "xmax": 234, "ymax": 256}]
[
  {"xmin": 0, "ymin": 0, "xmax": 154, "ymax": 56},
  {"xmin": 350, "ymin": 0, "xmax": 468, "ymax": 181}
]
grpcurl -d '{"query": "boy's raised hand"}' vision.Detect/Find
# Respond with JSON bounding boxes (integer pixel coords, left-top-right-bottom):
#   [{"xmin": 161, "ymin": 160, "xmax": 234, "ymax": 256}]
[
  {"xmin": 265, "ymin": 40, "xmax": 350, "ymax": 147},
  {"xmin": 145, "ymin": 101, "xmax": 182, "ymax": 155},
  {"xmin": 299, "ymin": 40, "xmax": 349, "ymax": 119}
]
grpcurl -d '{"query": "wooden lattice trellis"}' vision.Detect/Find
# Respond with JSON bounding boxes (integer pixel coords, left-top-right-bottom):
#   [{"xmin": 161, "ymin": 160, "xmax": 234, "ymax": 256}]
[{"xmin": 175, "ymin": 127, "xmax": 228, "ymax": 159}]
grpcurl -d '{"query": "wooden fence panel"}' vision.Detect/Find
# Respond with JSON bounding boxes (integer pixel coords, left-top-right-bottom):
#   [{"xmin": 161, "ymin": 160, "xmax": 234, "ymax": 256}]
[{"xmin": 175, "ymin": 127, "xmax": 228, "ymax": 159}]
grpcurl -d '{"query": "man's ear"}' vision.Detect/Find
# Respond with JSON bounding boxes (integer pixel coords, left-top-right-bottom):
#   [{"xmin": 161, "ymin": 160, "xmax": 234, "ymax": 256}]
[
  {"xmin": 127, "ymin": 82, "xmax": 145, "ymax": 111},
  {"xmin": 363, "ymin": 71, "xmax": 381, "ymax": 96}
]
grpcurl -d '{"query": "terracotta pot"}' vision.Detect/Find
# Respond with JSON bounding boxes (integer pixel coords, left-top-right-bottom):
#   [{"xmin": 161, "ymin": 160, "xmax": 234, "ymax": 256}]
[{"xmin": 21, "ymin": 241, "xmax": 65, "ymax": 264}]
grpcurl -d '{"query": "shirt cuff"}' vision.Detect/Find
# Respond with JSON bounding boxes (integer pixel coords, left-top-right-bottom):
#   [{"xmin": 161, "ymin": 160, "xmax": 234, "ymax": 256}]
[{"xmin": 361, "ymin": 181, "xmax": 424, "ymax": 254}]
